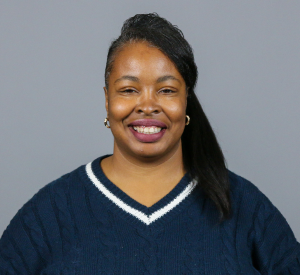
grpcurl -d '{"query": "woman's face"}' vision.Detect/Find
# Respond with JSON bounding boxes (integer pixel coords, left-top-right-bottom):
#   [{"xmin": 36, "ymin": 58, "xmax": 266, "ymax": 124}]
[{"xmin": 105, "ymin": 42, "xmax": 187, "ymax": 161}]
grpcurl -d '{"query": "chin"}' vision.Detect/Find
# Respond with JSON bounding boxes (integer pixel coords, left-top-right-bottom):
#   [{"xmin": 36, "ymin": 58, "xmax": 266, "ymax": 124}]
[
  {"xmin": 134, "ymin": 149, "xmax": 164, "ymax": 159},
  {"xmin": 130, "ymin": 144, "xmax": 178, "ymax": 161}
]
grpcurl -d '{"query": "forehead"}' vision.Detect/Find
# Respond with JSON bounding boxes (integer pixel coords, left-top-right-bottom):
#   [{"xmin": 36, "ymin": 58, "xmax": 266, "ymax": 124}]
[{"xmin": 109, "ymin": 42, "xmax": 184, "ymax": 83}]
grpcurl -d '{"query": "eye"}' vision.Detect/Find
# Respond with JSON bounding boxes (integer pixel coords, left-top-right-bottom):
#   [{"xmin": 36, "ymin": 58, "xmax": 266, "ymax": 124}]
[
  {"xmin": 159, "ymin": 89, "xmax": 176, "ymax": 94},
  {"xmin": 120, "ymin": 88, "xmax": 137, "ymax": 94}
]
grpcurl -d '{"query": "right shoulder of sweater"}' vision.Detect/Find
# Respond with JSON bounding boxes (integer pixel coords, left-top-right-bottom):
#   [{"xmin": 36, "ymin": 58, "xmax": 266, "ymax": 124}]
[
  {"xmin": 34, "ymin": 164, "xmax": 85, "ymax": 203},
  {"xmin": 0, "ymin": 164, "xmax": 85, "ymax": 274}
]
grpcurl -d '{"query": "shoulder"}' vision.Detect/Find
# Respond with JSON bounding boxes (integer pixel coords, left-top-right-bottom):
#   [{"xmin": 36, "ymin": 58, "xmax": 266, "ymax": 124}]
[
  {"xmin": 226, "ymin": 170, "xmax": 283, "ymax": 246},
  {"xmin": 38, "ymin": 163, "xmax": 85, "ymax": 195},
  {"xmin": 20, "ymin": 163, "xmax": 87, "ymax": 229},
  {"xmin": 226, "ymin": 170, "xmax": 300, "ymax": 274},
  {"xmin": 0, "ymin": 164, "xmax": 86, "ymax": 274},
  {"xmin": 227, "ymin": 169, "xmax": 276, "ymax": 214},
  {"xmin": 226, "ymin": 170, "xmax": 285, "ymax": 237},
  {"xmin": 11, "ymin": 165, "xmax": 85, "ymax": 222},
  {"xmin": 228, "ymin": 169, "xmax": 263, "ymax": 196},
  {"xmin": 1, "ymin": 163, "xmax": 85, "ymax": 238}
]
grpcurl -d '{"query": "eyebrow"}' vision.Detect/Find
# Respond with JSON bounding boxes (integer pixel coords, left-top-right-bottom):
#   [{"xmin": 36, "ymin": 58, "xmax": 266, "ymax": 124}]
[
  {"xmin": 114, "ymin": 75, "xmax": 139, "ymax": 84},
  {"xmin": 114, "ymin": 75, "xmax": 181, "ymax": 84},
  {"xmin": 156, "ymin": 75, "xmax": 181, "ymax": 83}
]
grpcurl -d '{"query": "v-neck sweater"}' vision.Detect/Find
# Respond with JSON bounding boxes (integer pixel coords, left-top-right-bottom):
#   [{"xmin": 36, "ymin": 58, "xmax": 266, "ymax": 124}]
[{"xmin": 0, "ymin": 155, "xmax": 299, "ymax": 274}]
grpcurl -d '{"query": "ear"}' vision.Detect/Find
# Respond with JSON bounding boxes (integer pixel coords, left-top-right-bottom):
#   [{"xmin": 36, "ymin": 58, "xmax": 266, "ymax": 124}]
[
  {"xmin": 185, "ymin": 87, "xmax": 189, "ymax": 107},
  {"xmin": 103, "ymin": 86, "xmax": 109, "ymax": 117}
]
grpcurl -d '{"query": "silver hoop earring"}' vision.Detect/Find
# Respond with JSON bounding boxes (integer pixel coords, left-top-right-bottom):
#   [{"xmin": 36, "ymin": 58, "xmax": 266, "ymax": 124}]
[
  {"xmin": 185, "ymin": 115, "xmax": 190, "ymax": 126},
  {"xmin": 104, "ymin": 117, "xmax": 110, "ymax": 128}
]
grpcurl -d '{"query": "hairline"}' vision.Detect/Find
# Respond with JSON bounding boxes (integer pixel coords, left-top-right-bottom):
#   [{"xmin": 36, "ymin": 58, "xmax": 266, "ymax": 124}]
[{"xmin": 105, "ymin": 39, "xmax": 185, "ymax": 90}]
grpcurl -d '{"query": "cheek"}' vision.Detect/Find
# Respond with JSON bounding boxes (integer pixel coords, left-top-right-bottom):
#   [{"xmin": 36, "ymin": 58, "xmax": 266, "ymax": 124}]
[
  {"xmin": 108, "ymin": 98, "xmax": 134, "ymax": 121},
  {"xmin": 163, "ymin": 100, "xmax": 186, "ymax": 123}
]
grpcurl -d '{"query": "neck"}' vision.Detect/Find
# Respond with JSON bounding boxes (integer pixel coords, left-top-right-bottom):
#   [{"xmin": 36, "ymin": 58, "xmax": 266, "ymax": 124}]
[{"xmin": 101, "ymin": 142, "xmax": 186, "ymax": 207}]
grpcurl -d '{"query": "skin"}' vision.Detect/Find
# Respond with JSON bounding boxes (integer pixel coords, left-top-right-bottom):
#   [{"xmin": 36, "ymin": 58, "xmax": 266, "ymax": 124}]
[{"xmin": 101, "ymin": 41, "xmax": 188, "ymax": 207}]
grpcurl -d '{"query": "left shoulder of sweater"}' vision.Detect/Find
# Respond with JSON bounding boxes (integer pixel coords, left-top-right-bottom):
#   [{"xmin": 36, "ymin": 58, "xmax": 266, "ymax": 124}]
[
  {"xmin": 227, "ymin": 169, "xmax": 259, "ymax": 193},
  {"xmin": 227, "ymin": 169, "xmax": 276, "ymax": 212}
]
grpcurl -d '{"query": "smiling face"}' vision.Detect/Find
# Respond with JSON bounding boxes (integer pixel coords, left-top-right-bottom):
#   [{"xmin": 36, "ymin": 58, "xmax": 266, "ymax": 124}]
[{"xmin": 105, "ymin": 42, "xmax": 187, "ymax": 161}]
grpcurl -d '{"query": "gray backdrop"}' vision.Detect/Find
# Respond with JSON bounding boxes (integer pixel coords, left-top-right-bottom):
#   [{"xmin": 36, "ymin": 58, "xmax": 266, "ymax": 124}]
[{"xmin": 1, "ymin": 1, "xmax": 299, "ymax": 239}]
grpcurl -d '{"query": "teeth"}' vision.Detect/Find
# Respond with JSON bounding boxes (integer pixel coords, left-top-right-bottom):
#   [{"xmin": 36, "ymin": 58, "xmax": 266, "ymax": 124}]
[{"xmin": 133, "ymin": 126, "xmax": 162, "ymax": 134}]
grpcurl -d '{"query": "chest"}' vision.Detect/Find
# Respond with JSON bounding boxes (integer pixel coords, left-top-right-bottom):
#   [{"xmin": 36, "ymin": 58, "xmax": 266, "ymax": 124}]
[{"xmin": 40, "ymin": 212, "xmax": 259, "ymax": 275}]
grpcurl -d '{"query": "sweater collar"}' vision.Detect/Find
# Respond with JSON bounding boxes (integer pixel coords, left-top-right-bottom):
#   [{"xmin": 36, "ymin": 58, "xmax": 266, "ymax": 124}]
[{"xmin": 83, "ymin": 155, "xmax": 199, "ymax": 228}]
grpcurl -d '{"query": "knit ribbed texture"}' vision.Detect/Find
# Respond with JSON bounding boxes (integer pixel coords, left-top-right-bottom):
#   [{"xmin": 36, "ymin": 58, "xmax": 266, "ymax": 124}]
[{"xmin": 0, "ymin": 155, "xmax": 299, "ymax": 274}]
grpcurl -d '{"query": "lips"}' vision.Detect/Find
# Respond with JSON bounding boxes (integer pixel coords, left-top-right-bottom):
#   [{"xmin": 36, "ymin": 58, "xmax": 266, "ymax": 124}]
[
  {"xmin": 128, "ymin": 119, "xmax": 167, "ymax": 143},
  {"xmin": 128, "ymin": 119, "xmax": 167, "ymax": 128}
]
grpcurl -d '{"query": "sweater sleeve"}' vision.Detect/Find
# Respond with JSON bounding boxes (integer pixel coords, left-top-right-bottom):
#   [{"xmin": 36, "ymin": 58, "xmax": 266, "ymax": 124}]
[
  {"xmin": 247, "ymin": 185, "xmax": 300, "ymax": 275},
  {"xmin": 0, "ymin": 194, "xmax": 51, "ymax": 274}
]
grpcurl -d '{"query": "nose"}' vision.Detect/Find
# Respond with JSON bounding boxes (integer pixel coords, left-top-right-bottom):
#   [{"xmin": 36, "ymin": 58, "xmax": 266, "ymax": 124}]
[{"xmin": 135, "ymin": 89, "xmax": 161, "ymax": 115}]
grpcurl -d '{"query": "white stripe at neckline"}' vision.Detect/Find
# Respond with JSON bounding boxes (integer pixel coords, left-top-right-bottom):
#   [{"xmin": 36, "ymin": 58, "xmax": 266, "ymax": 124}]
[{"xmin": 85, "ymin": 162, "xmax": 197, "ymax": 225}]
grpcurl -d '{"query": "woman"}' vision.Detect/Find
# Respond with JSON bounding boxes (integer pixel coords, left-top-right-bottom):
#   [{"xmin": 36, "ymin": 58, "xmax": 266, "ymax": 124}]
[{"xmin": 0, "ymin": 13, "xmax": 299, "ymax": 274}]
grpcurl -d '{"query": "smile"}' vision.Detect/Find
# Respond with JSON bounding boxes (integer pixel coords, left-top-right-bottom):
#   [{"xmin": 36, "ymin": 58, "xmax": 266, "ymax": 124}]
[
  {"xmin": 128, "ymin": 119, "xmax": 167, "ymax": 142},
  {"xmin": 133, "ymin": 126, "xmax": 162, "ymax": 134}
]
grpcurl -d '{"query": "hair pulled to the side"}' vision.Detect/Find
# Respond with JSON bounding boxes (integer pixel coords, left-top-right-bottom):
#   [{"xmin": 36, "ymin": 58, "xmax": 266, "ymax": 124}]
[{"xmin": 105, "ymin": 13, "xmax": 231, "ymax": 221}]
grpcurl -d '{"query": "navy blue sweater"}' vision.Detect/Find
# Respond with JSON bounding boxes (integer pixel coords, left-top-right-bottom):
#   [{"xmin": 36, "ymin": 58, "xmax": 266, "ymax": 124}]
[{"xmin": 1, "ymin": 155, "xmax": 300, "ymax": 274}]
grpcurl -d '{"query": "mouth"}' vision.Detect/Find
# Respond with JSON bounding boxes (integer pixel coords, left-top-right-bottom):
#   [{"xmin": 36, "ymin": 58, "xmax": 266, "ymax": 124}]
[
  {"xmin": 128, "ymin": 119, "xmax": 167, "ymax": 142},
  {"xmin": 132, "ymin": 126, "xmax": 163, "ymax": 134}
]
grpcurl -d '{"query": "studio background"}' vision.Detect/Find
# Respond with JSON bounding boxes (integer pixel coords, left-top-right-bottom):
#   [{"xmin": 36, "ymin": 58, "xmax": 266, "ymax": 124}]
[{"xmin": 1, "ymin": 1, "xmax": 299, "ymax": 238}]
